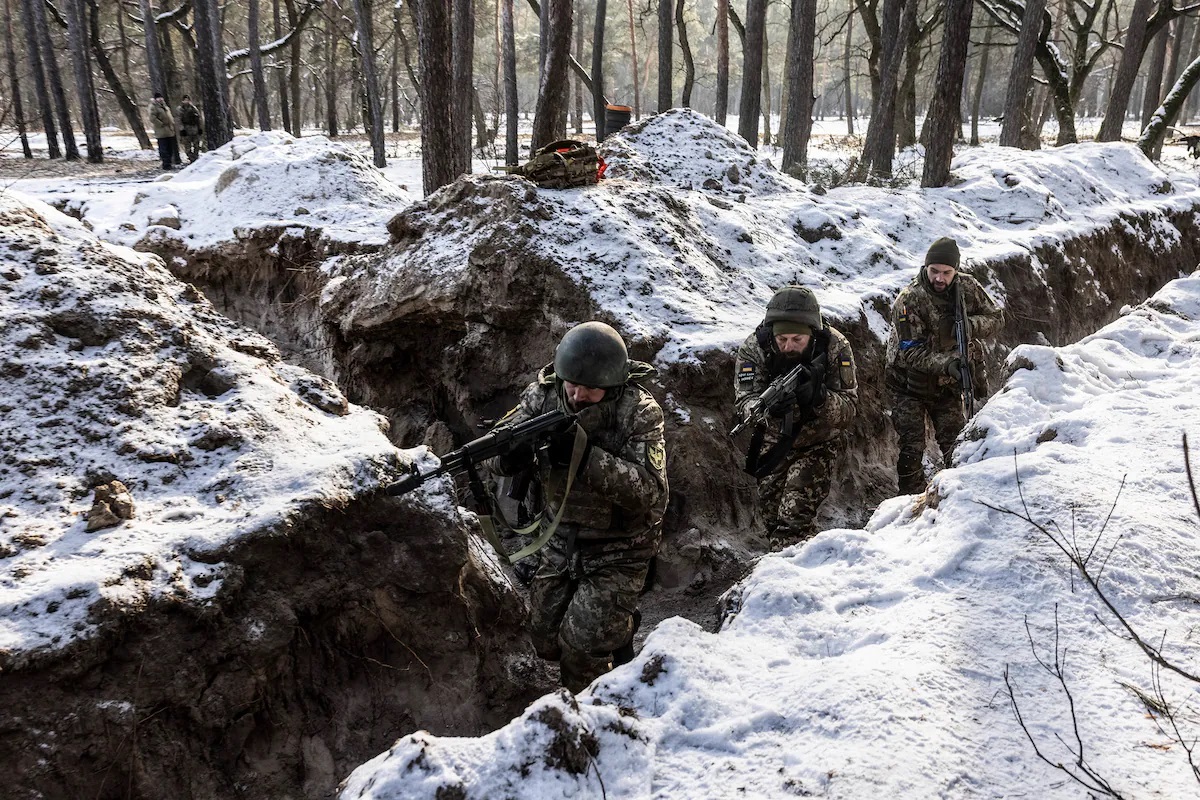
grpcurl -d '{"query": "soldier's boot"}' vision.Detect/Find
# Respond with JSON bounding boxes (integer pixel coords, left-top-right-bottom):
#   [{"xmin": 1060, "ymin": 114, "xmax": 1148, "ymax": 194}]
[
  {"xmin": 897, "ymin": 452, "xmax": 926, "ymax": 496},
  {"xmin": 612, "ymin": 609, "xmax": 642, "ymax": 667},
  {"xmin": 559, "ymin": 646, "xmax": 611, "ymax": 694}
]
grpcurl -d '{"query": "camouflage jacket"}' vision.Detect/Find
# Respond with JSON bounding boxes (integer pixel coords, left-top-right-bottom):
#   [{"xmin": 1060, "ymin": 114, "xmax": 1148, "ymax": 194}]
[
  {"xmin": 733, "ymin": 324, "xmax": 859, "ymax": 448},
  {"xmin": 493, "ymin": 362, "xmax": 668, "ymax": 558},
  {"xmin": 885, "ymin": 269, "xmax": 1003, "ymax": 399}
]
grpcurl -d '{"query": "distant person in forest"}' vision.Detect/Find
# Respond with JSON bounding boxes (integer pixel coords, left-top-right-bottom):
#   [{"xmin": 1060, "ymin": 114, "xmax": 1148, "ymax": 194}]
[
  {"xmin": 177, "ymin": 96, "xmax": 203, "ymax": 164},
  {"xmin": 886, "ymin": 237, "xmax": 1004, "ymax": 495},
  {"xmin": 490, "ymin": 322, "xmax": 668, "ymax": 693},
  {"xmin": 732, "ymin": 286, "xmax": 859, "ymax": 546},
  {"xmin": 148, "ymin": 92, "xmax": 177, "ymax": 171}
]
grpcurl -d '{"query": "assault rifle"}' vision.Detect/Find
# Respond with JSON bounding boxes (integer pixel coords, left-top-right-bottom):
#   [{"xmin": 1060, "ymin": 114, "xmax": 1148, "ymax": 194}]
[
  {"xmin": 953, "ymin": 286, "xmax": 975, "ymax": 418},
  {"xmin": 730, "ymin": 361, "xmax": 811, "ymax": 437},
  {"xmin": 386, "ymin": 408, "xmax": 573, "ymax": 497}
]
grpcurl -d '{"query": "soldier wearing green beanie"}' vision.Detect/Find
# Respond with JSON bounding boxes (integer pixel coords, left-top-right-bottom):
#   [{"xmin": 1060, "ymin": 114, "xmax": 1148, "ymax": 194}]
[
  {"xmin": 732, "ymin": 286, "xmax": 859, "ymax": 546},
  {"xmin": 885, "ymin": 238, "xmax": 1003, "ymax": 495}
]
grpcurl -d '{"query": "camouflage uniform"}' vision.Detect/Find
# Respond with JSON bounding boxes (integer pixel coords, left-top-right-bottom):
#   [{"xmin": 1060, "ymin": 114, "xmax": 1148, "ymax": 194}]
[
  {"xmin": 493, "ymin": 362, "xmax": 668, "ymax": 692},
  {"xmin": 886, "ymin": 269, "xmax": 1003, "ymax": 494},
  {"xmin": 734, "ymin": 325, "xmax": 858, "ymax": 544}
]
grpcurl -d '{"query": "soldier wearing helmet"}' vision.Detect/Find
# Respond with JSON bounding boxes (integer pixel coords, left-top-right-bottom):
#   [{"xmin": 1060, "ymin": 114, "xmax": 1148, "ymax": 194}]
[
  {"xmin": 886, "ymin": 237, "xmax": 1003, "ymax": 495},
  {"xmin": 733, "ymin": 286, "xmax": 858, "ymax": 545},
  {"xmin": 491, "ymin": 321, "xmax": 668, "ymax": 692}
]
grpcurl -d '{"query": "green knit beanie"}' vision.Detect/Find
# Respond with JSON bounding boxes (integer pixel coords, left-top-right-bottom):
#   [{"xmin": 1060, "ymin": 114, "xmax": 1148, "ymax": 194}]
[
  {"xmin": 924, "ymin": 237, "xmax": 960, "ymax": 269},
  {"xmin": 772, "ymin": 321, "xmax": 813, "ymax": 336}
]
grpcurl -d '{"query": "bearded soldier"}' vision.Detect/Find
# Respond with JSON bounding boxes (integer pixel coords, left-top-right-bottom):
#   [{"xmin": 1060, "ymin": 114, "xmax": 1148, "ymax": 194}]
[
  {"xmin": 886, "ymin": 237, "xmax": 1003, "ymax": 495},
  {"xmin": 733, "ymin": 287, "xmax": 858, "ymax": 545},
  {"xmin": 492, "ymin": 322, "xmax": 668, "ymax": 693}
]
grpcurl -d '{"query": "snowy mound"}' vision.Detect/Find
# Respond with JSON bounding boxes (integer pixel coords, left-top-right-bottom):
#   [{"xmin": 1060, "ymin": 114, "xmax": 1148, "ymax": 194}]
[
  {"xmin": 0, "ymin": 191, "xmax": 406, "ymax": 666},
  {"xmin": 602, "ymin": 108, "xmax": 800, "ymax": 196},
  {"xmin": 327, "ymin": 110, "xmax": 1200, "ymax": 365},
  {"xmin": 97, "ymin": 131, "xmax": 410, "ymax": 251},
  {"xmin": 340, "ymin": 273, "xmax": 1200, "ymax": 799}
]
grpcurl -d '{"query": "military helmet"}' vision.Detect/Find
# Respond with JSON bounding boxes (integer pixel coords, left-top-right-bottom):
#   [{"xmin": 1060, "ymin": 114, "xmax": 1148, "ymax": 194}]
[
  {"xmin": 764, "ymin": 285, "xmax": 823, "ymax": 330},
  {"xmin": 553, "ymin": 321, "xmax": 629, "ymax": 389}
]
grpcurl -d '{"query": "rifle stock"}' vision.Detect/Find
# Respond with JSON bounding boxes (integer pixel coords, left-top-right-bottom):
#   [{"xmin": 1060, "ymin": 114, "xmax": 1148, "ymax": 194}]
[
  {"xmin": 386, "ymin": 408, "xmax": 573, "ymax": 496},
  {"xmin": 953, "ymin": 286, "xmax": 975, "ymax": 418}
]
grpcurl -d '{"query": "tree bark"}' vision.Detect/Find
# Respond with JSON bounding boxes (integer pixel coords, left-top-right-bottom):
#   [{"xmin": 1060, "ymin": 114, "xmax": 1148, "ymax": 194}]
[
  {"xmin": 139, "ymin": 0, "xmax": 167, "ymax": 98},
  {"xmin": 1140, "ymin": 23, "xmax": 1169, "ymax": 131},
  {"xmin": 859, "ymin": 0, "xmax": 913, "ymax": 176},
  {"xmin": 84, "ymin": 0, "xmax": 150, "ymax": 149},
  {"xmin": 29, "ymin": 0, "xmax": 79, "ymax": 159},
  {"xmin": 676, "ymin": 0, "xmax": 694, "ymax": 107},
  {"xmin": 273, "ymin": 0, "xmax": 291, "ymax": 133},
  {"xmin": 65, "ymin": 0, "xmax": 102, "ymax": 161},
  {"xmin": 781, "ymin": 0, "xmax": 815, "ymax": 172},
  {"xmin": 1139, "ymin": 51, "xmax": 1200, "ymax": 157},
  {"xmin": 452, "ymin": 0, "xmax": 474, "ymax": 175},
  {"xmin": 657, "ymin": 0, "xmax": 671, "ymax": 111},
  {"xmin": 502, "ymin": 0, "xmax": 518, "ymax": 163},
  {"xmin": 324, "ymin": 11, "xmax": 338, "ymax": 136},
  {"xmin": 738, "ymin": 0, "xmax": 766, "ymax": 146},
  {"xmin": 1184, "ymin": 13, "xmax": 1200, "ymax": 122},
  {"xmin": 970, "ymin": 21, "xmax": 992, "ymax": 146},
  {"xmin": 2, "ymin": 0, "xmax": 32, "ymax": 158},
  {"xmin": 922, "ymin": 0, "xmax": 973, "ymax": 187},
  {"xmin": 627, "ymin": 0, "xmax": 640, "ymax": 118},
  {"xmin": 418, "ymin": 0, "xmax": 458, "ymax": 191},
  {"xmin": 532, "ymin": 0, "xmax": 572, "ymax": 150},
  {"xmin": 715, "ymin": 0, "xmax": 728, "ymax": 124},
  {"xmin": 895, "ymin": 10, "xmax": 921, "ymax": 150},
  {"xmin": 572, "ymin": 3, "xmax": 584, "ymax": 134},
  {"xmin": 352, "ymin": 0, "xmax": 386, "ymax": 165},
  {"xmin": 1098, "ymin": 0, "xmax": 1154, "ymax": 141},
  {"xmin": 19, "ymin": 0, "xmax": 59, "ymax": 157},
  {"xmin": 249, "ymin": 0, "xmax": 272, "ymax": 130},
  {"xmin": 760, "ymin": 22, "xmax": 771, "ymax": 146},
  {"xmin": 999, "ymin": 0, "xmax": 1046, "ymax": 147},
  {"xmin": 285, "ymin": 0, "xmax": 301, "ymax": 134},
  {"xmin": 593, "ymin": 0, "xmax": 607, "ymax": 140},
  {"xmin": 844, "ymin": 12, "xmax": 853, "ymax": 135},
  {"xmin": 194, "ymin": 0, "xmax": 233, "ymax": 148}
]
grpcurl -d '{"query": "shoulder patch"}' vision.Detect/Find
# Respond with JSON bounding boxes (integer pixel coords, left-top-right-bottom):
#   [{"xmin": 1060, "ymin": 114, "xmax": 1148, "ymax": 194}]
[{"xmin": 648, "ymin": 441, "xmax": 666, "ymax": 472}]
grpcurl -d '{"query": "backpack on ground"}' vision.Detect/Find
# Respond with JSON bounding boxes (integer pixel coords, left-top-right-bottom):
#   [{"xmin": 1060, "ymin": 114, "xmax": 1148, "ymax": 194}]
[{"xmin": 500, "ymin": 140, "xmax": 604, "ymax": 189}]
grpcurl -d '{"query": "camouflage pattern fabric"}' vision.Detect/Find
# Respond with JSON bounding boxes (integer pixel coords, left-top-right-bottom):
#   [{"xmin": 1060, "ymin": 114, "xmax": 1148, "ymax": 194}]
[
  {"xmin": 528, "ymin": 534, "xmax": 648, "ymax": 692},
  {"xmin": 892, "ymin": 390, "xmax": 965, "ymax": 495},
  {"xmin": 757, "ymin": 438, "xmax": 840, "ymax": 544},
  {"xmin": 732, "ymin": 325, "xmax": 858, "ymax": 540},
  {"xmin": 886, "ymin": 268, "xmax": 1003, "ymax": 493},
  {"xmin": 491, "ymin": 361, "xmax": 667, "ymax": 691}
]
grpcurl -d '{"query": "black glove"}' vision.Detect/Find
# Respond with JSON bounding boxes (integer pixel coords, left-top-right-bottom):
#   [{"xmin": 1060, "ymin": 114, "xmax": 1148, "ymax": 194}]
[
  {"xmin": 766, "ymin": 387, "xmax": 797, "ymax": 418},
  {"xmin": 944, "ymin": 357, "xmax": 962, "ymax": 377},
  {"xmin": 546, "ymin": 425, "xmax": 592, "ymax": 469},
  {"xmin": 496, "ymin": 440, "xmax": 536, "ymax": 474},
  {"xmin": 793, "ymin": 356, "xmax": 829, "ymax": 410}
]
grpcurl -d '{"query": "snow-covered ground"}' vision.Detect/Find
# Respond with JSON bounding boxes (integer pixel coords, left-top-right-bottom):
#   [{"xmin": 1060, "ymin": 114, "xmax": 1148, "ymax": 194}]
[
  {"xmin": 341, "ymin": 271, "xmax": 1200, "ymax": 798},
  {"xmin": 0, "ymin": 191, "xmax": 408, "ymax": 666}
]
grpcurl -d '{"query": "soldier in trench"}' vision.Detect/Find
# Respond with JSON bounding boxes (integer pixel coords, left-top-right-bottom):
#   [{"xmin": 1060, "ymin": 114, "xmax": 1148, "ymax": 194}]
[
  {"xmin": 733, "ymin": 286, "xmax": 859, "ymax": 546},
  {"xmin": 885, "ymin": 237, "xmax": 1003, "ymax": 495},
  {"xmin": 490, "ymin": 322, "xmax": 668, "ymax": 693}
]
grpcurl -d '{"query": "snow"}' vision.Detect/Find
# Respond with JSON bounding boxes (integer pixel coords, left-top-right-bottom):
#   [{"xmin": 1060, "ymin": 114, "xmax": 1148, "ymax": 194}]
[
  {"xmin": 340, "ymin": 271, "xmax": 1200, "ymax": 799},
  {"xmin": 0, "ymin": 190, "xmax": 410, "ymax": 666}
]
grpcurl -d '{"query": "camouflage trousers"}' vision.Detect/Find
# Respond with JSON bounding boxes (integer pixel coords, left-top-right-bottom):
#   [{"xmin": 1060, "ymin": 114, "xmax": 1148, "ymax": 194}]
[
  {"xmin": 529, "ymin": 530, "xmax": 649, "ymax": 693},
  {"xmin": 892, "ymin": 390, "xmax": 965, "ymax": 495},
  {"xmin": 757, "ymin": 438, "xmax": 840, "ymax": 546}
]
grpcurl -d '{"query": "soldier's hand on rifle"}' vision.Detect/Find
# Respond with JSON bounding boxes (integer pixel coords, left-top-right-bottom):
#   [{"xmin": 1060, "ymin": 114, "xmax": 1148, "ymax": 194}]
[
  {"xmin": 546, "ymin": 424, "xmax": 591, "ymax": 469},
  {"xmin": 497, "ymin": 440, "xmax": 536, "ymax": 473},
  {"xmin": 767, "ymin": 387, "xmax": 797, "ymax": 418},
  {"xmin": 793, "ymin": 355, "xmax": 828, "ymax": 409},
  {"xmin": 944, "ymin": 357, "xmax": 963, "ymax": 377}
]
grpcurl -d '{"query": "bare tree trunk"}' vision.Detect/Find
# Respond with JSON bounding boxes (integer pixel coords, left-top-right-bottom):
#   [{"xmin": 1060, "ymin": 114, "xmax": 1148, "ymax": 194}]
[
  {"xmin": 324, "ymin": 12, "xmax": 338, "ymax": 136},
  {"xmin": 472, "ymin": 87, "xmax": 489, "ymax": 148},
  {"xmin": 84, "ymin": 0, "xmax": 150, "ymax": 149},
  {"xmin": 286, "ymin": 0, "xmax": 301, "ymax": 134},
  {"xmin": 572, "ymin": 4, "xmax": 584, "ymax": 134},
  {"xmin": 999, "ymin": 0, "xmax": 1046, "ymax": 147},
  {"xmin": 159, "ymin": 18, "xmax": 183, "ymax": 110},
  {"xmin": 593, "ymin": 0, "xmax": 607, "ymax": 139},
  {"xmin": 194, "ymin": 0, "xmax": 233, "ymax": 148},
  {"xmin": 532, "ymin": 0, "xmax": 572, "ymax": 149},
  {"xmin": 29, "ymin": 0, "xmax": 79, "ymax": 159},
  {"xmin": 895, "ymin": 13, "xmax": 920, "ymax": 150},
  {"xmin": 970, "ymin": 21, "xmax": 992, "ymax": 146},
  {"xmin": 1165, "ymin": 16, "xmax": 1187, "ymax": 89},
  {"xmin": 453, "ymin": 0, "xmax": 474, "ymax": 175},
  {"xmin": 657, "ymin": 0, "xmax": 671, "ymax": 111},
  {"xmin": 2, "ymin": 0, "xmax": 31, "ymax": 158},
  {"xmin": 139, "ymin": 0, "xmax": 167, "ymax": 98},
  {"xmin": 352, "ymin": 0, "xmax": 386, "ymax": 165},
  {"xmin": 859, "ymin": 0, "xmax": 915, "ymax": 176},
  {"xmin": 502, "ymin": 0, "xmax": 518, "ymax": 163},
  {"xmin": 1140, "ymin": 52, "xmax": 1200, "ymax": 157},
  {"xmin": 761, "ymin": 24, "xmax": 771, "ymax": 145},
  {"xmin": 714, "ymin": 0, "xmax": 728, "ymax": 124},
  {"xmin": 739, "ymin": 0, "xmax": 766, "ymax": 146},
  {"xmin": 273, "ymin": 0, "xmax": 291, "ymax": 132},
  {"xmin": 676, "ymin": 0, "xmax": 694, "ymax": 107},
  {"xmin": 1140, "ymin": 24, "xmax": 1169, "ymax": 130},
  {"xmin": 780, "ymin": 0, "xmax": 815, "ymax": 172},
  {"xmin": 65, "ymin": 0, "xmax": 102, "ymax": 161},
  {"xmin": 1185, "ymin": 14, "xmax": 1200, "ymax": 122},
  {"xmin": 844, "ymin": 13, "xmax": 853, "ymax": 135},
  {"xmin": 418, "ymin": 0, "xmax": 458, "ymax": 191},
  {"xmin": 627, "ymin": 0, "xmax": 640, "ymax": 118},
  {"xmin": 1098, "ymin": 0, "xmax": 1154, "ymax": 141},
  {"xmin": 922, "ymin": 0, "xmax": 973, "ymax": 187},
  {"xmin": 249, "ymin": 0, "xmax": 272, "ymax": 130},
  {"xmin": 19, "ymin": 0, "xmax": 59, "ymax": 157}
]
